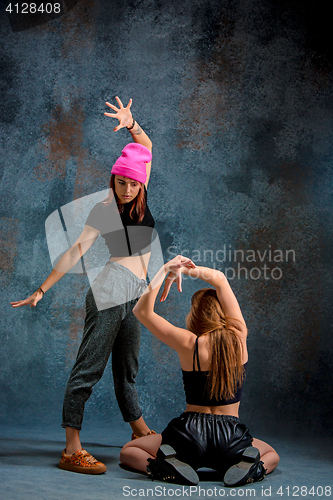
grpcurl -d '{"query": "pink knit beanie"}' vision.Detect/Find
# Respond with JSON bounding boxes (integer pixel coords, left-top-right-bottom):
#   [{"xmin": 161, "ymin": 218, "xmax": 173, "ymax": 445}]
[{"xmin": 111, "ymin": 143, "xmax": 152, "ymax": 184}]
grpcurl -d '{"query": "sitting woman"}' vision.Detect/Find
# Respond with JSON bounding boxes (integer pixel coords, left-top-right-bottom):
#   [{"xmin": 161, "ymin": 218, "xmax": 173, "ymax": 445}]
[{"xmin": 120, "ymin": 256, "xmax": 280, "ymax": 487}]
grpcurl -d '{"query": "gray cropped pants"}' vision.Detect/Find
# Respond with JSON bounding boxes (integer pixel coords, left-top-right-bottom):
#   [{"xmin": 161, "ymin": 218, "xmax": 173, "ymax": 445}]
[{"xmin": 62, "ymin": 262, "xmax": 147, "ymax": 430}]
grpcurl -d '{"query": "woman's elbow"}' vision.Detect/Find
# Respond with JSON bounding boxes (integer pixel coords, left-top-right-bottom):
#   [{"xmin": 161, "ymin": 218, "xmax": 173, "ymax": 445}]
[
  {"xmin": 133, "ymin": 305, "xmax": 144, "ymax": 320},
  {"xmin": 132, "ymin": 307, "xmax": 151, "ymax": 326},
  {"xmin": 216, "ymin": 270, "xmax": 226, "ymax": 282}
]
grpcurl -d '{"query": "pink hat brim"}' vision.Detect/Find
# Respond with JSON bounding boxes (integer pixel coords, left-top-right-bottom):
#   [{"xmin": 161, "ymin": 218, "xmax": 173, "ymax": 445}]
[{"xmin": 111, "ymin": 165, "xmax": 147, "ymax": 184}]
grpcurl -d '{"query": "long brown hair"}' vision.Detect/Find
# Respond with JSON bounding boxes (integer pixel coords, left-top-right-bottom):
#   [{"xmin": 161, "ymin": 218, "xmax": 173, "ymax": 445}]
[
  {"xmin": 103, "ymin": 174, "xmax": 146, "ymax": 223},
  {"xmin": 186, "ymin": 288, "xmax": 245, "ymax": 401}
]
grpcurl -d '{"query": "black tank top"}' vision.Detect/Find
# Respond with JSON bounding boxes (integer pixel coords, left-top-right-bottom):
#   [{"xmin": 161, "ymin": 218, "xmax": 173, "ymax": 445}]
[
  {"xmin": 182, "ymin": 337, "xmax": 246, "ymax": 406},
  {"xmin": 85, "ymin": 187, "xmax": 155, "ymax": 257}
]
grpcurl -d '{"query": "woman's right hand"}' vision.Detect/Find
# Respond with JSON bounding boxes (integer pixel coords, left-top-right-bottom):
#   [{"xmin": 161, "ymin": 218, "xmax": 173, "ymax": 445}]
[
  {"xmin": 104, "ymin": 96, "xmax": 133, "ymax": 131},
  {"xmin": 11, "ymin": 289, "xmax": 44, "ymax": 308},
  {"xmin": 160, "ymin": 256, "xmax": 196, "ymax": 301}
]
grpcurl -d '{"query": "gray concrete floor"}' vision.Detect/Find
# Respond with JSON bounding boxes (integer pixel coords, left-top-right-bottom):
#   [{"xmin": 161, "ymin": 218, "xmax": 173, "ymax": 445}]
[{"xmin": 1, "ymin": 425, "xmax": 332, "ymax": 500}]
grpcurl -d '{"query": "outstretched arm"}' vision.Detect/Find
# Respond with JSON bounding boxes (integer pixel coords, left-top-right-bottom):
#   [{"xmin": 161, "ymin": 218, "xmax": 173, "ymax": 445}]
[
  {"xmin": 10, "ymin": 225, "xmax": 99, "ymax": 308},
  {"xmin": 104, "ymin": 97, "xmax": 152, "ymax": 187}
]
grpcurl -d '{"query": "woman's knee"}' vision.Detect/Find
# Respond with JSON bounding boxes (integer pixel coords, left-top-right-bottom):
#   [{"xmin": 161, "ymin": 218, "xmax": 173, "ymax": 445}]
[
  {"xmin": 121, "ymin": 440, "xmax": 134, "ymax": 452},
  {"xmin": 121, "ymin": 434, "xmax": 162, "ymax": 458},
  {"xmin": 252, "ymin": 437, "xmax": 280, "ymax": 473},
  {"xmin": 120, "ymin": 443, "xmax": 130, "ymax": 463},
  {"xmin": 270, "ymin": 450, "xmax": 280, "ymax": 469},
  {"xmin": 120, "ymin": 444, "xmax": 134, "ymax": 465}
]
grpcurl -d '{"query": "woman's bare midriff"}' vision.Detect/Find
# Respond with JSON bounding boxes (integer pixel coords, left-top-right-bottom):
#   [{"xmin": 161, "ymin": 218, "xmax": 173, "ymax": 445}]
[
  {"xmin": 185, "ymin": 401, "xmax": 240, "ymax": 417},
  {"xmin": 110, "ymin": 252, "xmax": 151, "ymax": 280}
]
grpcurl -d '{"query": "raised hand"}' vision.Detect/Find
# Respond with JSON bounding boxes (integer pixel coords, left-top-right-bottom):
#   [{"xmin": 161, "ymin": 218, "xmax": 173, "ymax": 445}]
[
  {"xmin": 104, "ymin": 96, "xmax": 133, "ymax": 132},
  {"xmin": 160, "ymin": 256, "xmax": 196, "ymax": 301},
  {"xmin": 10, "ymin": 289, "xmax": 44, "ymax": 308}
]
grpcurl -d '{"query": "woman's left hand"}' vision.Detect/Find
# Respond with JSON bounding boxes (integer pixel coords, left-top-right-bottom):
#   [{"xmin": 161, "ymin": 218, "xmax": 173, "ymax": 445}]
[
  {"xmin": 160, "ymin": 256, "xmax": 196, "ymax": 301},
  {"xmin": 104, "ymin": 96, "xmax": 133, "ymax": 131}
]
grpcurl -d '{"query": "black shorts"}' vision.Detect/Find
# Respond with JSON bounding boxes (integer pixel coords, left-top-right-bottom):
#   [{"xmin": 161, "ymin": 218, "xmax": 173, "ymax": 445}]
[{"xmin": 161, "ymin": 412, "xmax": 253, "ymax": 475}]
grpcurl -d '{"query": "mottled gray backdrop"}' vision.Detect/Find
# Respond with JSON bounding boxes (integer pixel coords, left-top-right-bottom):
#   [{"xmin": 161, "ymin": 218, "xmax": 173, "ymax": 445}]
[{"xmin": 1, "ymin": 0, "xmax": 332, "ymax": 440}]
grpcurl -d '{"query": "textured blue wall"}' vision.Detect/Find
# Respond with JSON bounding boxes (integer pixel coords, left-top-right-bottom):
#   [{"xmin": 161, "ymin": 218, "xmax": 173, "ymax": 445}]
[{"xmin": 1, "ymin": 0, "xmax": 333, "ymax": 439}]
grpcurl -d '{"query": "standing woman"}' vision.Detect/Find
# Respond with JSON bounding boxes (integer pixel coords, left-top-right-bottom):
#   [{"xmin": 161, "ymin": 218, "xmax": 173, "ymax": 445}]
[
  {"xmin": 120, "ymin": 256, "xmax": 280, "ymax": 487},
  {"xmin": 11, "ymin": 97, "xmax": 157, "ymax": 474}
]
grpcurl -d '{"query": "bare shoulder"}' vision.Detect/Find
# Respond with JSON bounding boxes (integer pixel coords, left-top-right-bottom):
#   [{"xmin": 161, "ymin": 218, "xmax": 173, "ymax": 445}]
[
  {"xmin": 226, "ymin": 318, "xmax": 248, "ymax": 338},
  {"xmin": 174, "ymin": 330, "xmax": 197, "ymax": 368}
]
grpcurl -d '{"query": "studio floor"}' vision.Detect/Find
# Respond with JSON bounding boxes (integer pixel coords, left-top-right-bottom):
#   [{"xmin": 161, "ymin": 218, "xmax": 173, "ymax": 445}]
[{"xmin": 1, "ymin": 425, "xmax": 332, "ymax": 500}]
